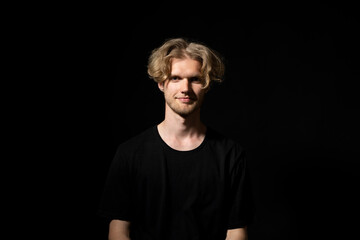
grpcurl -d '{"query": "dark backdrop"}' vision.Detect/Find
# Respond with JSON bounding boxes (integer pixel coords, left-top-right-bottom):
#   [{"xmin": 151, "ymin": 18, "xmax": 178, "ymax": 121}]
[{"xmin": 58, "ymin": 2, "xmax": 359, "ymax": 239}]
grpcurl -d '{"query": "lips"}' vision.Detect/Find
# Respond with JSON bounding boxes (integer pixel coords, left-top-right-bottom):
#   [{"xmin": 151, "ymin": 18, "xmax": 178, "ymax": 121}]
[
  {"xmin": 176, "ymin": 97, "xmax": 195, "ymax": 103},
  {"xmin": 179, "ymin": 98, "xmax": 191, "ymax": 103}
]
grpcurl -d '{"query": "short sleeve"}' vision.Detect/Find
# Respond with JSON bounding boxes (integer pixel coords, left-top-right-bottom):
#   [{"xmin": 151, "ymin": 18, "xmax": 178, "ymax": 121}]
[
  {"xmin": 227, "ymin": 149, "xmax": 254, "ymax": 229},
  {"xmin": 97, "ymin": 145, "xmax": 133, "ymax": 221}
]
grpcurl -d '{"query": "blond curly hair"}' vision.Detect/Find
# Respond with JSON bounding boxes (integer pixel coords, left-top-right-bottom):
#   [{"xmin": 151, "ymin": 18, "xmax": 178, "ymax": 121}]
[{"xmin": 147, "ymin": 38, "xmax": 225, "ymax": 89}]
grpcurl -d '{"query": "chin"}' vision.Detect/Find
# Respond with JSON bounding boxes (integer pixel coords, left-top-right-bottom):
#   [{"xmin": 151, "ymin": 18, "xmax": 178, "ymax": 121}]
[{"xmin": 175, "ymin": 106, "xmax": 200, "ymax": 117}]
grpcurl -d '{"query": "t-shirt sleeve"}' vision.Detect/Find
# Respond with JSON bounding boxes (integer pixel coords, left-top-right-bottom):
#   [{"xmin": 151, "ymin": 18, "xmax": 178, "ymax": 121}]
[
  {"xmin": 97, "ymin": 145, "xmax": 133, "ymax": 221},
  {"xmin": 227, "ymin": 148, "xmax": 254, "ymax": 229}
]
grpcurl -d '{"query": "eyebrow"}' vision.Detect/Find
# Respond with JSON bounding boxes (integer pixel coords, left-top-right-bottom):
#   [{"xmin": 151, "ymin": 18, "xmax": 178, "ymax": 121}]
[{"xmin": 169, "ymin": 74, "xmax": 201, "ymax": 78}]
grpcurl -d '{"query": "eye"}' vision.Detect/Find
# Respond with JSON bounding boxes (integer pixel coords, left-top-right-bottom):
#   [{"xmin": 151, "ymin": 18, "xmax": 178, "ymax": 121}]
[
  {"xmin": 170, "ymin": 76, "xmax": 180, "ymax": 81},
  {"xmin": 190, "ymin": 77, "xmax": 201, "ymax": 83}
]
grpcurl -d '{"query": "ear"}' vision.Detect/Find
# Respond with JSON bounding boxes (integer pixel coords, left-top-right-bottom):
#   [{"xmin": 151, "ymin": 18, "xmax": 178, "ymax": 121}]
[{"xmin": 158, "ymin": 82, "xmax": 164, "ymax": 92}]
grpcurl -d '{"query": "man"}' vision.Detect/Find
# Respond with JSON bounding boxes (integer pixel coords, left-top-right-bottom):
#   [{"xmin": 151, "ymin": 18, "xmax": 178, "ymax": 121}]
[{"xmin": 98, "ymin": 38, "xmax": 253, "ymax": 240}]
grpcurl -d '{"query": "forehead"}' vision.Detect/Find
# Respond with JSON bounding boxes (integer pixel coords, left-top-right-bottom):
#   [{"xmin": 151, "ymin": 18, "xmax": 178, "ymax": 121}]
[{"xmin": 170, "ymin": 58, "xmax": 201, "ymax": 76}]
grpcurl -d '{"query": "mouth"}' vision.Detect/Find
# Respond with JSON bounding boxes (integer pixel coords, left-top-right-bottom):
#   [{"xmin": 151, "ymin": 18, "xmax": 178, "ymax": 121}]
[{"xmin": 176, "ymin": 97, "xmax": 195, "ymax": 103}]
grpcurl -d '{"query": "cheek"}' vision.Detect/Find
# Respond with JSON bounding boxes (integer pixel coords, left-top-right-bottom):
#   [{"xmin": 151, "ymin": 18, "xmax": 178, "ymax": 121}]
[
  {"xmin": 164, "ymin": 87, "xmax": 175, "ymax": 96},
  {"xmin": 196, "ymin": 88, "xmax": 207, "ymax": 97},
  {"xmin": 168, "ymin": 84, "xmax": 182, "ymax": 95},
  {"xmin": 163, "ymin": 87, "xmax": 178, "ymax": 99}
]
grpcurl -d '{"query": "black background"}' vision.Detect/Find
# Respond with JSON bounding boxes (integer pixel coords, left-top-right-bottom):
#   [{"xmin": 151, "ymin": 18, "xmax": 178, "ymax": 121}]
[{"xmin": 49, "ymin": 2, "xmax": 359, "ymax": 239}]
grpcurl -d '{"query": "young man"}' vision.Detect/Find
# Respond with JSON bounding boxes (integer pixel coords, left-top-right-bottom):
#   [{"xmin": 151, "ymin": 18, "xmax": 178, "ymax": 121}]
[{"xmin": 98, "ymin": 38, "xmax": 253, "ymax": 240}]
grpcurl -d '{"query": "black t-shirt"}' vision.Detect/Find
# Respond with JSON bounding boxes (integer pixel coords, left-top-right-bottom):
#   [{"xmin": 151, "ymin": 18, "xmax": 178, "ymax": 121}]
[{"xmin": 98, "ymin": 125, "xmax": 253, "ymax": 240}]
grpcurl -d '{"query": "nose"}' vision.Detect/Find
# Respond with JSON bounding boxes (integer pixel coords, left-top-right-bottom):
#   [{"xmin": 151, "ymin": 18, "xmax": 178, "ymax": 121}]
[{"xmin": 180, "ymin": 78, "xmax": 191, "ymax": 93}]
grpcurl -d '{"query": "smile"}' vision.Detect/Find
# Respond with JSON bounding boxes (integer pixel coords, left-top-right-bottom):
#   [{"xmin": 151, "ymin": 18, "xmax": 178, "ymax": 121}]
[{"xmin": 176, "ymin": 97, "xmax": 194, "ymax": 103}]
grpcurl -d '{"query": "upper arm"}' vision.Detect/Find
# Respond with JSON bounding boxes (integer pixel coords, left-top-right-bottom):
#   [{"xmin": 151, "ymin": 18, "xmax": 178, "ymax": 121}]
[
  {"xmin": 109, "ymin": 219, "xmax": 131, "ymax": 240},
  {"xmin": 226, "ymin": 227, "xmax": 248, "ymax": 240},
  {"xmin": 228, "ymin": 147, "xmax": 254, "ymax": 229}
]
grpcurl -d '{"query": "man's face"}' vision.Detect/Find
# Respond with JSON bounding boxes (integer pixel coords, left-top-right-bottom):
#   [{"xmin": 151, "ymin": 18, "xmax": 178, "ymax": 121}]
[{"xmin": 159, "ymin": 57, "xmax": 207, "ymax": 117}]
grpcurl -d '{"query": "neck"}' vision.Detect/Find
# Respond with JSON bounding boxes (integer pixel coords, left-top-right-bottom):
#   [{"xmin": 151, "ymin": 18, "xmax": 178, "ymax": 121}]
[{"xmin": 159, "ymin": 106, "xmax": 206, "ymax": 138}]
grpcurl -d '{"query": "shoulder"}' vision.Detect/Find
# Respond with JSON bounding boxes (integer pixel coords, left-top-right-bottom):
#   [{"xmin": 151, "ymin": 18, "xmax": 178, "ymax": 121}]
[
  {"xmin": 206, "ymin": 127, "xmax": 245, "ymax": 154},
  {"xmin": 205, "ymin": 127, "xmax": 247, "ymax": 170},
  {"xmin": 116, "ymin": 126, "xmax": 158, "ymax": 156},
  {"xmin": 109, "ymin": 126, "xmax": 159, "ymax": 170}
]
